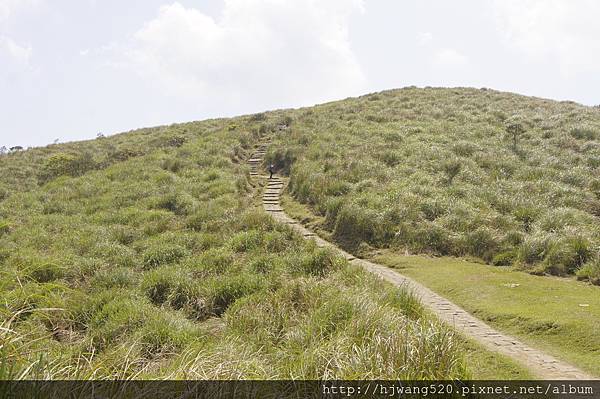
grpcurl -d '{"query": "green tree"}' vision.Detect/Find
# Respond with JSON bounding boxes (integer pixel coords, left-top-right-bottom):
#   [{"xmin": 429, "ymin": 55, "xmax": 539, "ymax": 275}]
[
  {"xmin": 506, "ymin": 122, "xmax": 525, "ymax": 151},
  {"xmin": 442, "ymin": 159, "xmax": 462, "ymax": 184}
]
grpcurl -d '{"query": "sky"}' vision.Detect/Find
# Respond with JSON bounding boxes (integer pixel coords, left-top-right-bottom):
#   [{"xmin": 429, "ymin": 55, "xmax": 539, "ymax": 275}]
[{"xmin": 1, "ymin": 0, "xmax": 599, "ymax": 148}]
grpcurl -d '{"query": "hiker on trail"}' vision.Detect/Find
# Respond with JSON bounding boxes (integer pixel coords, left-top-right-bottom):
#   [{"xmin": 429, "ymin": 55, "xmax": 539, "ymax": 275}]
[{"xmin": 269, "ymin": 164, "xmax": 274, "ymax": 179}]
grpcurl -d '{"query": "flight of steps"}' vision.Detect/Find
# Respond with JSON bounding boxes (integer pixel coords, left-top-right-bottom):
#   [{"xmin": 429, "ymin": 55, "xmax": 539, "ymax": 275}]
[
  {"xmin": 247, "ymin": 143, "xmax": 268, "ymax": 178},
  {"xmin": 248, "ymin": 142, "xmax": 284, "ymax": 213}
]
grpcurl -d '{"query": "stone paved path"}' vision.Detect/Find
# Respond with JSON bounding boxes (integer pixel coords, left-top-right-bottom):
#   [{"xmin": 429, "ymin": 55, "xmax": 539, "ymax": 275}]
[{"xmin": 248, "ymin": 145, "xmax": 594, "ymax": 380}]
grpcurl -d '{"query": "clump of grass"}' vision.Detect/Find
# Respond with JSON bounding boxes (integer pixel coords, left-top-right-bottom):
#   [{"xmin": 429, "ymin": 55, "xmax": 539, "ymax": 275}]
[
  {"xmin": 570, "ymin": 126, "xmax": 598, "ymax": 141},
  {"xmin": 576, "ymin": 260, "xmax": 600, "ymax": 285},
  {"xmin": 543, "ymin": 236, "xmax": 592, "ymax": 275},
  {"xmin": 142, "ymin": 244, "xmax": 188, "ymax": 269},
  {"xmin": 287, "ymin": 246, "xmax": 346, "ymax": 278},
  {"xmin": 228, "ymin": 230, "xmax": 263, "ymax": 252}
]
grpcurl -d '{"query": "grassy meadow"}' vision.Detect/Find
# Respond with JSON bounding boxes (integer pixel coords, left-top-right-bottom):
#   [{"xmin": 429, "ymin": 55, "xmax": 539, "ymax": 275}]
[
  {"xmin": 2, "ymin": 86, "xmax": 595, "ymax": 380},
  {"xmin": 374, "ymin": 252, "xmax": 600, "ymax": 376},
  {"xmin": 0, "ymin": 112, "xmax": 524, "ymax": 380},
  {"xmin": 266, "ymin": 87, "xmax": 600, "ymax": 282}
]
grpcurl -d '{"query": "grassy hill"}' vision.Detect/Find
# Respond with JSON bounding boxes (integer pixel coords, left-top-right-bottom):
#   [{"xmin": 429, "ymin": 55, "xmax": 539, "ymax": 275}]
[
  {"xmin": 2, "ymin": 86, "xmax": 598, "ymax": 379},
  {"xmin": 266, "ymin": 87, "xmax": 600, "ymax": 281},
  {"xmin": 1, "ymin": 110, "xmax": 532, "ymax": 380}
]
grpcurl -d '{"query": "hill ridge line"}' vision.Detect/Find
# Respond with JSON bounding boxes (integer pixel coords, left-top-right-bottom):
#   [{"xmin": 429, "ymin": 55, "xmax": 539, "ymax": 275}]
[{"xmin": 249, "ymin": 143, "xmax": 594, "ymax": 380}]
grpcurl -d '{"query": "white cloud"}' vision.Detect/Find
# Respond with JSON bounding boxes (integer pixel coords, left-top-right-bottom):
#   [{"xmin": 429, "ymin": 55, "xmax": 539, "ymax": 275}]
[
  {"xmin": 0, "ymin": 35, "xmax": 32, "ymax": 65},
  {"xmin": 433, "ymin": 48, "xmax": 468, "ymax": 69},
  {"xmin": 0, "ymin": 0, "xmax": 41, "ymax": 20},
  {"xmin": 417, "ymin": 32, "xmax": 433, "ymax": 46},
  {"xmin": 113, "ymin": 0, "xmax": 366, "ymax": 110},
  {"xmin": 493, "ymin": 0, "xmax": 600, "ymax": 76}
]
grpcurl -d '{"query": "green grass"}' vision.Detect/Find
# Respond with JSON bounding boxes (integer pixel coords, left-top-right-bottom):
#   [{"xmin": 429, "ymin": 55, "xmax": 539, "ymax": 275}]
[
  {"xmin": 266, "ymin": 87, "xmax": 600, "ymax": 281},
  {"xmin": 0, "ymin": 109, "xmax": 485, "ymax": 380},
  {"xmin": 2, "ymin": 86, "xmax": 594, "ymax": 379},
  {"xmin": 268, "ymin": 86, "xmax": 600, "ymax": 376},
  {"xmin": 373, "ymin": 251, "xmax": 600, "ymax": 376},
  {"xmin": 459, "ymin": 337, "xmax": 535, "ymax": 379},
  {"xmin": 281, "ymin": 192, "xmax": 533, "ymax": 379}
]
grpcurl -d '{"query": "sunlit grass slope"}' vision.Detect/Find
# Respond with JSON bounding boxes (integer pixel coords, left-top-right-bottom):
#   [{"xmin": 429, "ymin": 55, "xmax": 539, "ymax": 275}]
[
  {"xmin": 0, "ymin": 113, "xmax": 504, "ymax": 379},
  {"xmin": 266, "ymin": 87, "xmax": 600, "ymax": 281}
]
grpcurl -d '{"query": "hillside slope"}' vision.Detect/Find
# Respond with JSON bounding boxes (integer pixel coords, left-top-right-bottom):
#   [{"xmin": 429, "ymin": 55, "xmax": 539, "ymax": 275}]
[
  {"xmin": 0, "ymin": 110, "xmax": 500, "ymax": 379},
  {"xmin": 1, "ymin": 86, "xmax": 598, "ymax": 379},
  {"xmin": 265, "ymin": 87, "xmax": 600, "ymax": 281}
]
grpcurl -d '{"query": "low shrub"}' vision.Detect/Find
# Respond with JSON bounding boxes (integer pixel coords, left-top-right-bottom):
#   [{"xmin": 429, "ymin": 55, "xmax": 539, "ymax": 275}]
[
  {"xmin": 543, "ymin": 236, "xmax": 592, "ymax": 275},
  {"xmin": 441, "ymin": 159, "xmax": 462, "ymax": 183},
  {"xmin": 569, "ymin": 126, "xmax": 598, "ymax": 141},
  {"xmin": 265, "ymin": 148, "xmax": 297, "ymax": 175},
  {"xmin": 379, "ymin": 150, "xmax": 402, "ymax": 167},
  {"xmin": 464, "ymin": 227, "xmax": 499, "ymax": 262},
  {"xmin": 250, "ymin": 112, "xmax": 266, "ymax": 122},
  {"xmin": 161, "ymin": 157, "xmax": 184, "ymax": 173},
  {"xmin": 452, "ymin": 141, "xmax": 478, "ymax": 157},
  {"xmin": 408, "ymin": 223, "xmax": 452, "ymax": 256},
  {"xmin": 333, "ymin": 203, "xmax": 394, "ymax": 244},
  {"xmin": 163, "ymin": 135, "xmax": 186, "ymax": 148},
  {"xmin": 38, "ymin": 152, "xmax": 97, "ymax": 183},
  {"xmin": 576, "ymin": 260, "xmax": 600, "ymax": 285},
  {"xmin": 517, "ymin": 235, "xmax": 553, "ymax": 266},
  {"xmin": 492, "ymin": 251, "xmax": 517, "ymax": 266}
]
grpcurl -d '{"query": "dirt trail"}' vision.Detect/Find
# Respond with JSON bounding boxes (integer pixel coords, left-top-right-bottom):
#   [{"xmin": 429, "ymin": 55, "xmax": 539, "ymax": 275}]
[{"xmin": 248, "ymin": 145, "xmax": 594, "ymax": 380}]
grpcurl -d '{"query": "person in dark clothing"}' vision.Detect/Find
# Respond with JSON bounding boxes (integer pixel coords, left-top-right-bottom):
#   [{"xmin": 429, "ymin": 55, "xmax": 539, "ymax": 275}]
[{"xmin": 269, "ymin": 164, "xmax": 274, "ymax": 179}]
